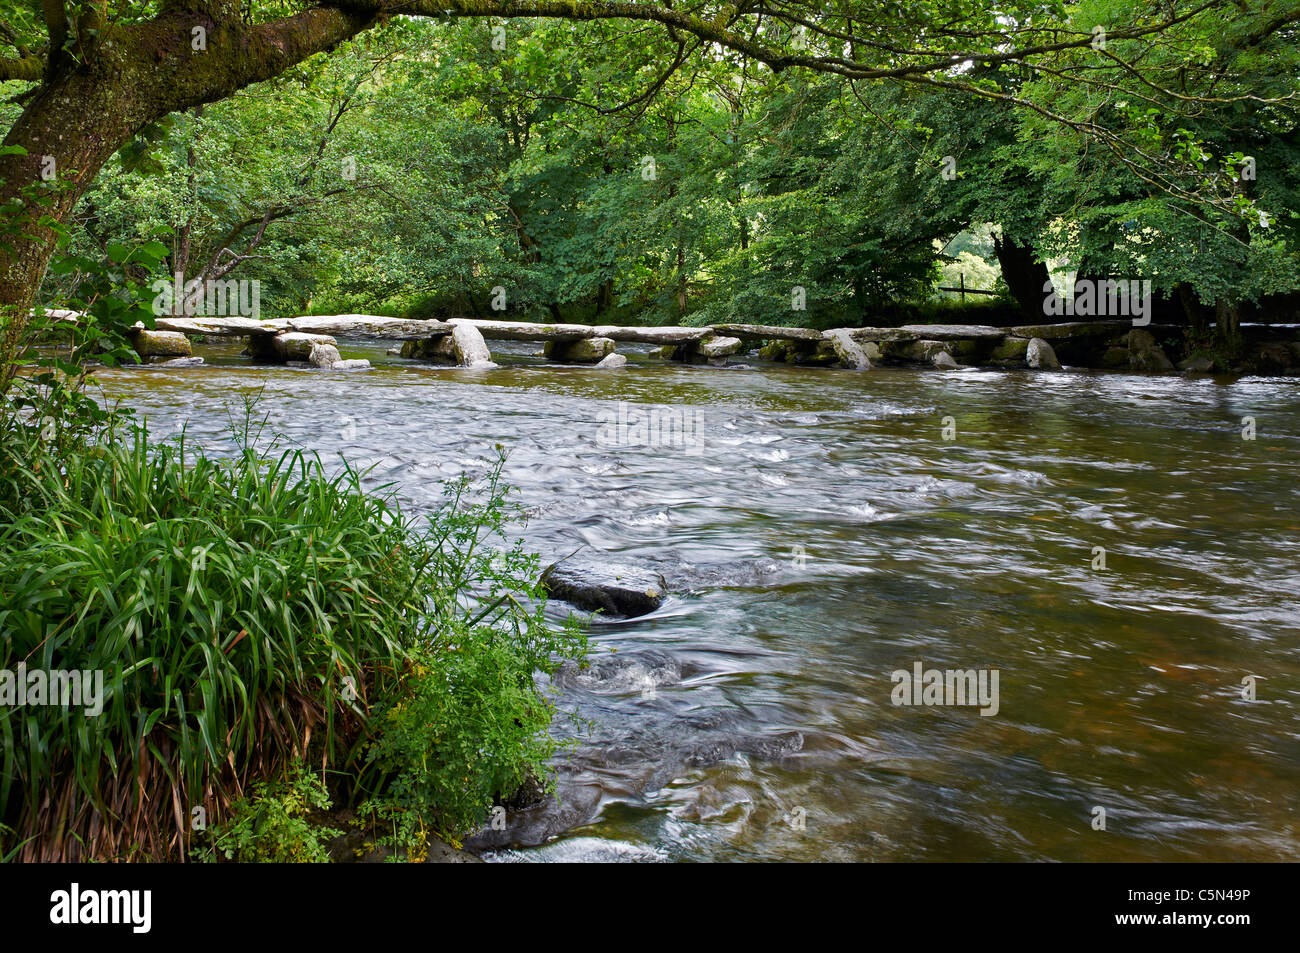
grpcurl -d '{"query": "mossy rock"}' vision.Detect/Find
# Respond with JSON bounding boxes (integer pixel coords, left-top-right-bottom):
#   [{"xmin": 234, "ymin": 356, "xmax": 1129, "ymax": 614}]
[
  {"xmin": 1102, "ymin": 346, "xmax": 1130, "ymax": 368},
  {"xmin": 987, "ymin": 337, "xmax": 1029, "ymax": 364},
  {"xmin": 132, "ymin": 329, "xmax": 192, "ymax": 358}
]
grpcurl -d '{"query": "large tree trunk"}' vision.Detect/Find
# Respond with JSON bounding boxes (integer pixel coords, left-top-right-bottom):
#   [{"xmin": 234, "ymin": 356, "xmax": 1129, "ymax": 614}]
[
  {"xmin": 0, "ymin": 5, "xmax": 372, "ymax": 314},
  {"xmin": 992, "ymin": 232, "xmax": 1050, "ymax": 322}
]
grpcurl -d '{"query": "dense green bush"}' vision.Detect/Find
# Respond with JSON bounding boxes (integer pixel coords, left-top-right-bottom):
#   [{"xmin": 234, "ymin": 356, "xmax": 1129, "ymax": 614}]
[{"xmin": 0, "ymin": 403, "xmax": 584, "ymax": 860}]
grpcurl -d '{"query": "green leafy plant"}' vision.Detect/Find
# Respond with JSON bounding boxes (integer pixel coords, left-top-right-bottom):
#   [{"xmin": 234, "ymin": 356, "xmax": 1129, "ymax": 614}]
[
  {"xmin": 198, "ymin": 765, "xmax": 341, "ymax": 864},
  {"xmin": 0, "ymin": 408, "xmax": 585, "ymax": 861}
]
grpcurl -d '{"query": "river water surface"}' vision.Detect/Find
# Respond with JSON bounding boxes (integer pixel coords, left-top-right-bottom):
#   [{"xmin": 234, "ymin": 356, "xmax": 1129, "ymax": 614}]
[{"xmin": 95, "ymin": 339, "xmax": 1300, "ymax": 862}]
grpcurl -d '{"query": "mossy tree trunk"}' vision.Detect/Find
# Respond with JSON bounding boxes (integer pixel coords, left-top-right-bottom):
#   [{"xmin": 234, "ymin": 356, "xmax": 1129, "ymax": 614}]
[{"xmin": 0, "ymin": 3, "xmax": 374, "ymax": 314}]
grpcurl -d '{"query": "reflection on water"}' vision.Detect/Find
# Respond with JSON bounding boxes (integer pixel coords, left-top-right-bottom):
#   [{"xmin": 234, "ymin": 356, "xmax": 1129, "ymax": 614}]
[{"xmin": 95, "ymin": 338, "xmax": 1300, "ymax": 861}]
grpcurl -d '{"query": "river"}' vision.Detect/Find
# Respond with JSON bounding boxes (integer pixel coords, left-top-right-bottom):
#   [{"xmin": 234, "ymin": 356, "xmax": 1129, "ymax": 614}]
[{"xmin": 94, "ymin": 337, "xmax": 1300, "ymax": 862}]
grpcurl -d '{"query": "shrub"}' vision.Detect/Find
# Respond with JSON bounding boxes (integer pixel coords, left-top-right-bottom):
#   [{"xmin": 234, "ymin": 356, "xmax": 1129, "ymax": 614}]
[
  {"xmin": 199, "ymin": 764, "xmax": 341, "ymax": 863},
  {"xmin": 0, "ymin": 409, "xmax": 585, "ymax": 861}
]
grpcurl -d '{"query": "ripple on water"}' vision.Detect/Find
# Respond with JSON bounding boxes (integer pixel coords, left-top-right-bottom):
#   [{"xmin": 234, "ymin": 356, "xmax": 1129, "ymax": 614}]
[{"xmin": 95, "ymin": 348, "xmax": 1300, "ymax": 862}]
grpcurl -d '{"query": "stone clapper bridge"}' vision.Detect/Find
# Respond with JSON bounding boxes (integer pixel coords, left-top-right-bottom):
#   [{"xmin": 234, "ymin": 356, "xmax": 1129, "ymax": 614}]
[{"xmin": 69, "ymin": 310, "xmax": 1172, "ymax": 372}]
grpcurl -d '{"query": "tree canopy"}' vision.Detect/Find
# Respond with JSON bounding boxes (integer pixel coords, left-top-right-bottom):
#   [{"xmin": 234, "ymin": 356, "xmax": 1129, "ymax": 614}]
[{"xmin": 0, "ymin": 2, "xmax": 1296, "ymax": 334}]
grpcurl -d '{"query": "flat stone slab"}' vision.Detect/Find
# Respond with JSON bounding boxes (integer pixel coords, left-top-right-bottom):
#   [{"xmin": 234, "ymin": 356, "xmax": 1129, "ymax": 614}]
[
  {"xmin": 844, "ymin": 327, "xmax": 923, "ymax": 344},
  {"xmin": 895, "ymin": 324, "xmax": 1007, "ymax": 339},
  {"xmin": 152, "ymin": 316, "xmax": 281, "ymax": 336},
  {"xmin": 1005, "ymin": 320, "xmax": 1132, "ymax": 340},
  {"xmin": 711, "ymin": 323, "xmax": 825, "ymax": 342},
  {"xmin": 589, "ymin": 325, "xmax": 711, "ymax": 344},
  {"xmin": 450, "ymin": 318, "xmax": 592, "ymax": 341},
  {"xmin": 540, "ymin": 556, "xmax": 667, "ymax": 618},
  {"xmin": 284, "ymin": 315, "xmax": 452, "ymax": 340}
]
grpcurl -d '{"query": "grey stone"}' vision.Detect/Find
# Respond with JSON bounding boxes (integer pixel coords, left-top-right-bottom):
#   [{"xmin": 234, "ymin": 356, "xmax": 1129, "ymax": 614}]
[
  {"xmin": 540, "ymin": 557, "xmax": 667, "ymax": 618},
  {"xmin": 401, "ymin": 336, "xmax": 458, "ymax": 363},
  {"xmin": 697, "ymin": 334, "xmax": 743, "ymax": 358},
  {"xmin": 823, "ymin": 328, "xmax": 873, "ymax": 369},
  {"xmin": 1008, "ymin": 320, "xmax": 1131, "ymax": 340},
  {"xmin": 308, "ymin": 342, "xmax": 342, "ymax": 367},
  {"xmin": 1027, "ymin": 337, "xmax": 1062, "ymax": 369},
  {"xmin": 545, "ymin": 336, "xmax": 616, "ymax": 363},
  {"xmin": 895, "ymin": 324, "xmax": 1005, "ymax": 339},
  {"xmin": 595, "ymin": 352, "xmax": 628, "ymax": 369},
  {"xmin": 132, "ymin": 329, "xmax": 192, "ymax": 358},
  {"xmin": 1177, "ymin": 355, "xmax": 1215, "ymax": 372},
  {"xmin": 272, "ymin": 332, "xmax": 336, "ymax": 361},
  {"xmin": 1102, "ymin": 346, "xmax": 1130, "ymax": 368},
  {"xmin": 987, "ymin": 337, "xmax": 1029, "ymax": 364},
  {"xmin": 1127, "ymin": 329, "xmax": 1174, "ymax": 372},
  {"xmin": 450, "ymin": 323, "xmax": 497, "ymax": 367}
]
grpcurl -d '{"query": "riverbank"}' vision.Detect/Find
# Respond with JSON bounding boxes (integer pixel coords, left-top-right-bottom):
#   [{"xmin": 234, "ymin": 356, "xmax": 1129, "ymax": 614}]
[{"xmin": 0, "ymin": 396, "xmax": 584, "ymax": 862}]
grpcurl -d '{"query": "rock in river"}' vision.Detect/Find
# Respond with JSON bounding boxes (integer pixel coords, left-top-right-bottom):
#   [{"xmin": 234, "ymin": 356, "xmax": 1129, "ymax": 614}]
[
  {"xmin": 131, "ymin": 329, "xmax": 192, "ymax": 358},
  {"xmin": 1026, "ymin": 337, "xmax": 1062, "ymax": 370},
  {"xmin": 540, "ymin": 556, "xmax": 667, "ymax": 617}
]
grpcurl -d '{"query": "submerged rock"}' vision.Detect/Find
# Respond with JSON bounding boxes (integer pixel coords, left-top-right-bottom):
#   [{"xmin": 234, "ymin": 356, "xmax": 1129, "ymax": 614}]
[
  {"xmin": 1177, "ymin": 354, "xmax": 1215, "ymax": 372},
  {"xmin": 540, "ymin": 556, "xmax": 667, "ymax": 617}
]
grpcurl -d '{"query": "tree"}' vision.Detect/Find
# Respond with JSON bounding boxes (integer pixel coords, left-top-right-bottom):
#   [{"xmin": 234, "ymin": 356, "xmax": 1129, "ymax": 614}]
[{"xmin": 0, "ymin": 0, "xmax": 1279, "ymax": 321}]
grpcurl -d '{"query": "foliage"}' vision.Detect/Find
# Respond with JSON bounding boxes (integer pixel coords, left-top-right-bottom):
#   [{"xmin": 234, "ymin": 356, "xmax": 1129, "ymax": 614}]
[
  {"xmin": 0, "ymin": 391, "xmax": 585, "ymax": 860},
  {"xmin": 30, "ymin": 9, "xmax": 1299, "ymax": 337},
  {"xmin": 198, "ymin": 764, "xmax": 341, "ymax": 864}
]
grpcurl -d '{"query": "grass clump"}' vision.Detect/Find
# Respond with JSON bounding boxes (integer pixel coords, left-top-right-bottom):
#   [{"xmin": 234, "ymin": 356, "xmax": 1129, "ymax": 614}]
[{"xmin": 0, "ymin": 397, "xmax": 585, "ymax": 861}]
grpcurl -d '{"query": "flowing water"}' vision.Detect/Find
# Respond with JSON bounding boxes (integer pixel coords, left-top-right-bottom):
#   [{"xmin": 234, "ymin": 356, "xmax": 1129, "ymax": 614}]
[{"xmin": 94, "ymin": 338, "xmax": 1300, "ymax": 862}]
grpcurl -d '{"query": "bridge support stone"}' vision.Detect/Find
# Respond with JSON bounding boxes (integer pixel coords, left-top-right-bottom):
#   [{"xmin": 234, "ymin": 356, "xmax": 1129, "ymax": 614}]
[
  {"xmin": 449, "ymin": 323, "xmax": 497, "ymax": 367},
  {"xmin": 672, "ymin": 333, "xmax": 743, "ymax": 363},
  {"xmin": 130, "ymin": 329, "xmax": 192, "ymax": 360},
  {"xmin": 544, "ymin": 337, "xmax": 615, "ymax": 363}
]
